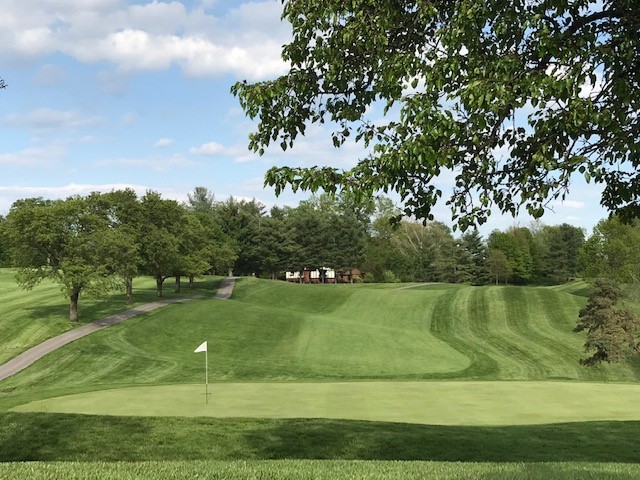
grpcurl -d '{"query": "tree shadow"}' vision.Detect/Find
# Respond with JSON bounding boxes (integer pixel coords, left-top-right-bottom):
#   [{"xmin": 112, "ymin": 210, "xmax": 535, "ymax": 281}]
[
  {"xmin": 2, "ymin": 413, "xmax": 640, "ymax": 463},
  {"xmin": 20, "ymin": 278, "xmax": 221, "ymax": 325},
  {"xmin": 242, "ymin": 418, "xmax": 640, "ymax": 463}
]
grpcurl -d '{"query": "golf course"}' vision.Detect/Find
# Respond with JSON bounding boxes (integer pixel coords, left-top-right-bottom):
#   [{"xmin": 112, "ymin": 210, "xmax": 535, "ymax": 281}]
[{"xmin": 2, "ymin": 271, "xmax": 640, "ymax": 478}]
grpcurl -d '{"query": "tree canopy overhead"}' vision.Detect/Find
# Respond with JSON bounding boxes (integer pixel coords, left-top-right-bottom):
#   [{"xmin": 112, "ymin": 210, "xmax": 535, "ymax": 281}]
[{"xmin": 233, "ymin": 0, "xmax": 639, "ymax": 230}]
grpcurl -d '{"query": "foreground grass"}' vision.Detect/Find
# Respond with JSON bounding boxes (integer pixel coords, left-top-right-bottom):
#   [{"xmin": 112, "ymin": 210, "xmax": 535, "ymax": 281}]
[
  {"xmin": 3, "ymin": 412, "xmax": 640, "ymax": 463},
  {"xmin": 0, "ymin": 268, "xmax": 221, "ymax": 365},
  {"xmin": 2, "ymin": 460, "xmax": 640, "ymax": 480}
]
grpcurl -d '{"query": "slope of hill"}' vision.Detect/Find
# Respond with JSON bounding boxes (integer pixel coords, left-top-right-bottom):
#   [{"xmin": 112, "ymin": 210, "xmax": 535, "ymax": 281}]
[{"xmin": 1, "ymin": 277, "xmax": 638, "ymax": 407}]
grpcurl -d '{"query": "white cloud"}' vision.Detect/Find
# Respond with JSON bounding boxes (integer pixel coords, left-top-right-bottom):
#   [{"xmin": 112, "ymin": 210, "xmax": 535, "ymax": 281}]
[
  {"xmin": 95, "ymin": 154, "xmax": 198, "ymax": 171},
  {"xmin": 0, "ymin": 144, "xmax": 67, "ymax": 166},
  {"xmin": 0, "ymin": 0, "xmax": 289, "ymax": 80},
  {"xmin": 551, "ymin": 199, "xmax": 585, "ymax": 209},
  {"xmin": 35, "ymin": 64, "xmax": 68, "ymax": 86},
  {"xmin": 3, "ymin": 109, "xmax": 103, "ymax": 132},
  {"xmin": 120, "ymin": 112, "xmax": 137, "ymax": 125},
  {"xmin": 154, "ymin": 138, "xmax": 174, "ymax": 148},
  {"xmin": 189, "ymin": 141, "xmax": 226, "ymax": 155}
]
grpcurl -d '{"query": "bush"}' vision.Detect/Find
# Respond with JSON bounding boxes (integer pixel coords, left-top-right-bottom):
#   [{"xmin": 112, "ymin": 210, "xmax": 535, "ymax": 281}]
[
  {"xmin": 382, "ymin": 270, "xmax": 400, "ymax": 283},
  {"xmin": 363, "ymin": 272, "xmax": 376, "ymax": 283}
]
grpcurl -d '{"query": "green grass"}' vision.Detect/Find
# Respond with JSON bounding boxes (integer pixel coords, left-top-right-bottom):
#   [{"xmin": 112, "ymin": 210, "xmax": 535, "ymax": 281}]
[
  {"xmin": 2, "ymin": 276, "xmax": 640, "ymax": 474},
  {"xmin": 13, "ymin": 381, "xmax": 640, "ymax": 425},
  {"xmin": 0, "ymin": 268, "xmax": 222, "ymax": 365},
  {"xmin": 1, "ymin": 277, "xmax": 635, "ymax": 404},
  {"xmin": 2, "ymin": 460, "xmax": 640, "ymax": 480},
  {"xmin": 2, "ymin": 412, "xmax": 640, "ymax": 463}
]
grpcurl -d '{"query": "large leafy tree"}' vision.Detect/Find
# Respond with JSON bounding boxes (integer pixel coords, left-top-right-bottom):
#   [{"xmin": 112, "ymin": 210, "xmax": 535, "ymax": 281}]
[
  {"xmin": 255, "ymin": 207, "xmax": 297, "ymax": 279},
  {"xmin": 6, "ymin": 197, "xmax": 119, "ymax": 322},
  {"xmin": 0, "ymin": 215, "xmax": 12, "ymax": 267},
  {"xmin": 487, "ymin": 228, "xmax": 533, "ymax": 284},
  {"xmin": 538, "ymin": 223, "xmax": 585, "ymax": 283},
  {"xmin": 488, "ymin": 249, "xmax": 512, "ymax": 285},
  {"xmin": 88, "ymin": 189, "xmax": 142, "ymax": 303},
  {"xmin": 214, "ymin": 197, "xmax": 265, "ymax": 275},
  {"xmin": 580, "ymin": 216, "xmax": 640, "ymax": 284},
  {"xmin": 185, "ymin": 186, "xmax": 216, "ymax": 214},
  {"xmin": 233, "ymin": 0, "xmax": 639, "ymax": 229},
  {"xmin": 138, "ymin": 192, "xmax": 185, "ymax": 297}
]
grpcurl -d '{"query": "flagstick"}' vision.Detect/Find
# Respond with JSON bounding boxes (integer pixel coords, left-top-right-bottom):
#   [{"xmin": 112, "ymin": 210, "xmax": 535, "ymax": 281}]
[{"xmin": 205, "ymin": 348, "xmax": 209, "ymax": 404}]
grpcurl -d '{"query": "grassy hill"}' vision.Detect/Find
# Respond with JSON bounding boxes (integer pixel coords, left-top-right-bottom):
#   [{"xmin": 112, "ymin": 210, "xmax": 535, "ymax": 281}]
[
  {"xmin": 2, "ymin": 276, "xmax": 640, "ymax": 477},
  {"xmin": 1, "ymin": 277, "xmax": 638, "ymax": 406}
]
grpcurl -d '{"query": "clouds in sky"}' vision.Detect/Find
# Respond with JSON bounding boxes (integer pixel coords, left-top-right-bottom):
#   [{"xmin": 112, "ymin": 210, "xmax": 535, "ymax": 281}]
[
  {"xmin": 0, "ymin": 144, "xmax": 67, "ymax": 166},
  {"xmin": 0, "ymin": 0, "xmax": 289, "ymax": 80},
  {"xmin": 0, "ymin": 0, "xmax": 611, "ymax": 236},
  {"xmin": 4, "ymin": 109, "xmax": 103, "ymax": 132}
]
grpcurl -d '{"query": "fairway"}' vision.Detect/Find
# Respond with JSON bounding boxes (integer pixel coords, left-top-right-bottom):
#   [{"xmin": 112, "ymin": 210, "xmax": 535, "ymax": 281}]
[{"xmin": 13, "ymin": 381, "xmax": 640, "ymax": 426}]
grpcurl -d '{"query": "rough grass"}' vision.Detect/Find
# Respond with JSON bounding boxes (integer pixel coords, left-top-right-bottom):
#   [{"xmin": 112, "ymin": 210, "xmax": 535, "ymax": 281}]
[{"xmin": 0, "ymin": 268, "xmax": 221, "ymax": 365}]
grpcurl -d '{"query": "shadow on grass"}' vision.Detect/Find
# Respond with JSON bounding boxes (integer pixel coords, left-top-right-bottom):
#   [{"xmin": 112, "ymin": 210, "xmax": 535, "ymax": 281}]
[
  {"xmin": 21, "ymin": 278, "xmax": 221, "ymax": 325},
  {"xmin": 2, "ymin": 413, "xmax": 640, "ymax": 463}
]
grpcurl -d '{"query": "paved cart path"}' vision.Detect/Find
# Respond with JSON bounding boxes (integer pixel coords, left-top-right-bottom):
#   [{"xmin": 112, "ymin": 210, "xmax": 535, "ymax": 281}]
[
  {"xmin": 0, "ymin": 278, "xmax": 237, "ymax": 382},
  {"xmin": 215, "ymin": 276, "xmax": 240, "ymax": 299}
]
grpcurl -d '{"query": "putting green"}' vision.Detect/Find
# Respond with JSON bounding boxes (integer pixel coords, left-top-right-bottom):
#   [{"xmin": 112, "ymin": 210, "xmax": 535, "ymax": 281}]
[{"xmin": 12, "ymin": 381, "xmax": 640, "ymax": 425}]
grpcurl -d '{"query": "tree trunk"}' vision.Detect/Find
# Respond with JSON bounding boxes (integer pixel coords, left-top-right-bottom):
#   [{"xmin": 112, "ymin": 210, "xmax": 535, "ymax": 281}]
[
  {"xmin": 69, "ymin": 287, "xmax": 81, "ymax": 322},
  {"xmin": 175, "ymin": 275, "xmax": 181, "ymax": 293},
  {"xmin": 156, "ymin": 275, "xmax": 164, "ymax": 297},
  {"xmin": 189, "ymin": 275, "xmax": 195, "ymax": 289},
  {"xmin": 125, "ymin": 277, "xmax": 133, "ymax": 304}
]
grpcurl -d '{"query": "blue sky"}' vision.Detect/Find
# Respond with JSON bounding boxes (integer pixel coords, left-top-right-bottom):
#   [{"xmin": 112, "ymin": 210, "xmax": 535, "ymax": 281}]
[{"xmin": 0, "ymin": 0, "xmax": 608, "ymax": 236}]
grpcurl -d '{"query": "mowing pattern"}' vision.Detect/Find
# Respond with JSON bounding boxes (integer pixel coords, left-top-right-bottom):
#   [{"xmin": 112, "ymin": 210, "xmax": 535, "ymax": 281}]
[
  {"xmin": 430, "ymin": 286, "xmax": 637, "ymax": 381},
  {"xmin": 1, "ymin": 278, "xmax": 638, "ymax": 399}
]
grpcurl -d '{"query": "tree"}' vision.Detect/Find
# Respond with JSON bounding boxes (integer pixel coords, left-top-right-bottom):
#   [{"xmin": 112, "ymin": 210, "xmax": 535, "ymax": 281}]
[
  {"xmin": 580, "ymin": 217, "xmax": 640, "ymax": 284},
  {"xmin": 185, "ymin": 186, "xmax": 216, "ymax": 214},
  {"xmin": 539, "ymin": 223, "xmax": 585, "ymax": 283},
  {"xmin": 214, "ymin": 197, "xmax": 265, "ymax": 275},
  {"xmin": 574, "ymin": 279, "xmax": 640, "ymax": 365},
  {"xmin": 458, "ymin": 229, "xmax": 488, "ymax": 284},
  {"xmin": 6, "ymin": 197, "xmax": 118, "ymax": 322},
  {"xmin": 488, "ymin": 228, "xmax": 532, "ymax": 284},
  {"xmin": 172, "ymin": 213, "xmax": 218, "ymax": 292},
  {"xmin": 233, "ymin": 0, "xmax": 640, "ymax": 229},
  {"xmin": 88, "ymin": 189, "xmax": 142, "ymax": 303},
  {"xmin": 0, "ymin": 216, "xmax": 13, "ymax": 267},
  {"xmin": 363, "ymin": 197, "xmax": 403, "ymax": 281},
  {"xmin": 255, "ymin": 207, "xmax": 297, "ymax": 279},
  {"xmin": 391, "ymin": 220, "xmax": 457, "ymax": 282},
  {"xmin": 138, "ymin": 191, "xmax": 185, "ymax": 297},
  {"xmin": 488, "ymin": 249, "xmax": 512, "ymax": 285}
]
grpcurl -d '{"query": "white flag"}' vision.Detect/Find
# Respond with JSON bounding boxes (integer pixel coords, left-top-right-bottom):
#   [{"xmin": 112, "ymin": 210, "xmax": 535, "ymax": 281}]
[{"xmin": 194, "ymin": 341, "xmax": 207, "ymax": 353}]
